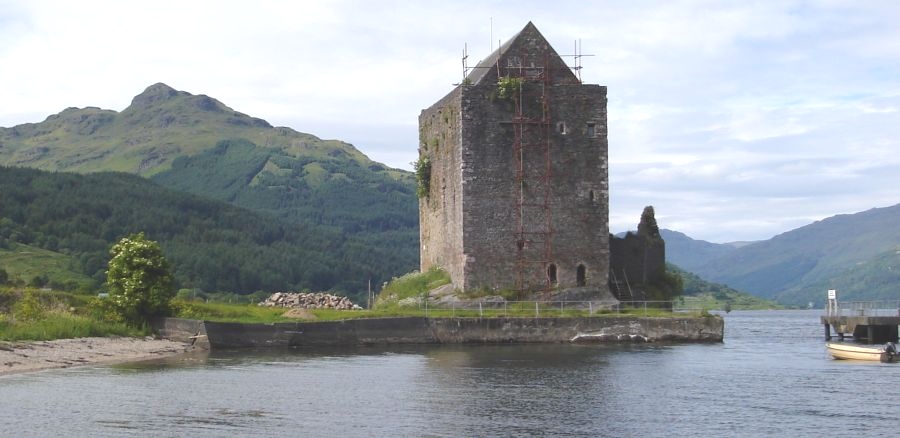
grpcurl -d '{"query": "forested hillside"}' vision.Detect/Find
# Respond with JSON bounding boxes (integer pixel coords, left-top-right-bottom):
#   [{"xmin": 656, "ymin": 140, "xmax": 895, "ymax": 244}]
[
  {"xmin": 672, "ymin": 205, "xmax": 900, "ymax": 305},
  {"xmin": 669, "ymin": 264, "xmax": 779, "ymax": 309},
  {"xmin": 0, "ymin": 166, "xmax": 416, "ymax": 301},
  {"xmin": 0, "ymin": 83, "xmax": 421, "ymax": 298},
  {"xmin": 659, "ymin": 229, "xmax": 740, "ymax": 272},
  {"xmin": 151, "ymin": 138, "xmax": 417, "ymax": 235}
]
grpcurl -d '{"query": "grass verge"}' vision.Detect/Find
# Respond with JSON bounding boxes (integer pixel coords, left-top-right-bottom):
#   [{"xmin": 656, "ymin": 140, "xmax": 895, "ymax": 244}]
[
  {"xmin": 170, "ymin": 300, "xmax": 708, "ymax": 323},
  {"xmin": 0, "ymin": 311, "xmax": 148, "ymax": 342},
  {"xmin": 679, "ymin": 293, "xmax": 782, "ymax": 311},
  {"xmin": 171, "ymin": 299, "xmax": 296, "ymax": 323},
  {"xmin": 0, "ymin": 286, "xmax": 148, "ymax": 341},
  {"xmin": 376, "ymin": 268, "xmax": 451, "ymax": 308}
]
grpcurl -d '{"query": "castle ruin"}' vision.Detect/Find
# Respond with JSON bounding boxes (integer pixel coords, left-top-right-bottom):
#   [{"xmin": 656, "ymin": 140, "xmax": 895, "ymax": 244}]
[
  {"xmin": 609, "ymin": 206, "xmax": 667, "ymax": 301},
  {"xmin": 418, "ymin": 22, "xmax": 614, "ymax": 299}
]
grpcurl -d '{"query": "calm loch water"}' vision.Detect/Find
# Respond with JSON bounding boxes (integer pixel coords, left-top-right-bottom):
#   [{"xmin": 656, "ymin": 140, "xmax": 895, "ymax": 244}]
[{"xmin": 2, "ymin": 310, "xmax": 899, "ymax": 437}]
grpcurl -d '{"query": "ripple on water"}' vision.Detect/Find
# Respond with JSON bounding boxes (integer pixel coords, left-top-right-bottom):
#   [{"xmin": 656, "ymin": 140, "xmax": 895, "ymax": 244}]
[{"xmin": 1, "ymin": 311, "xmax": 899, "ymax": 437}]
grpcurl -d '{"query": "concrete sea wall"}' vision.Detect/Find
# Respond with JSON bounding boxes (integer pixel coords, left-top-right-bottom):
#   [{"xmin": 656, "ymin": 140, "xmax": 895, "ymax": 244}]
[
  {"xmin": 155, "ymin": 316, "xmax": 723, "ymax": 349},
  {"xmin": 152, "ymin": 317, "xmax": 210, "ymax": 350}
]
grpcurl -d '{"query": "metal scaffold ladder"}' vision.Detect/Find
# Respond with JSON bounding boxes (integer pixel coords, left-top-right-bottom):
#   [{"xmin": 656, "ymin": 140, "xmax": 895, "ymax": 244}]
[{"xmin": 506, "ymin": 52, "xmax": 554, "ymax": 296}]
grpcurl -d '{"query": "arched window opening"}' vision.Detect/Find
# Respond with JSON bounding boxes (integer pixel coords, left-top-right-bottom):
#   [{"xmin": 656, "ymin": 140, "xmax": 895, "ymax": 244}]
[
  {"xmin": 577, "ymin": 264, "xmax": 586, "ymax": 287},
  {"xmin": 556, "ymin": 121, "xmax": 567, "ymax": 135},
  {"xmin": 548, "ymin": 264, "xmax": 558, "ymax": 286},
  {"xmin": 589, "ymin": 190, "xmax": 595, "ymax": 202}
]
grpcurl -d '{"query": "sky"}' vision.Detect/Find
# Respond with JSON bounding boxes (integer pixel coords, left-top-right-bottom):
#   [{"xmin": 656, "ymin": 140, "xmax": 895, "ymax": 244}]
[{"xmin": 1, "ymin": 1, "xmax": 899, "ymax": 243}]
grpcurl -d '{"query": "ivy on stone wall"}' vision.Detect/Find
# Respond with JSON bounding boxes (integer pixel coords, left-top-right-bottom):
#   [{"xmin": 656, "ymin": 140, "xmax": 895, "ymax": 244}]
[
  {"xmin": 414, "ymin": 155, "xmax": 432, "ymax": 199},
  {"xmin": 497, "ymin": 76, "xmax": 524, "ymax": 100}
]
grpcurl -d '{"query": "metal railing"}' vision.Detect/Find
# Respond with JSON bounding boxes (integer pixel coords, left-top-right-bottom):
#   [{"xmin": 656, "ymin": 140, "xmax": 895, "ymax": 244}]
[
  {"xmin": 825, "ymin": 300, "xmax": 900, "ymax": 318},
  {"xmin": 415, "ymin": 299, "xmax": 705, "ymax": 318}
]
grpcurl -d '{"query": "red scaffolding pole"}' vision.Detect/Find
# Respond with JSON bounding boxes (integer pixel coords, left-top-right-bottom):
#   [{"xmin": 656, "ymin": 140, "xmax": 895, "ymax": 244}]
[{"xmin": 506, "ymin": 52, "xmax": 554, "ymax": 296}]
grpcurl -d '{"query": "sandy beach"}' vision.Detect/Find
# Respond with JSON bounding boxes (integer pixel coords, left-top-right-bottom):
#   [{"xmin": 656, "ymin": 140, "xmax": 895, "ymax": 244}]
[{"xmin": 0, "ymin": 337, "xmax": 194, "ymax": 376}]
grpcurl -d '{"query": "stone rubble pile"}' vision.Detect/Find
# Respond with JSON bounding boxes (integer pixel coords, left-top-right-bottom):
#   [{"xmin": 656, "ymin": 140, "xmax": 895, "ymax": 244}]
[{"xmin": 259, "ymin": 292, "xmax": 362, "ymax": 310}]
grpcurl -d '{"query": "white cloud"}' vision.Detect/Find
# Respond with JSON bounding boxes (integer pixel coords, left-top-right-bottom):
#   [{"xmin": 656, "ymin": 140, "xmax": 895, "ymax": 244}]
[{"xmin": 1, "ymin": 0, "xmax": 899, "ymax": 243}]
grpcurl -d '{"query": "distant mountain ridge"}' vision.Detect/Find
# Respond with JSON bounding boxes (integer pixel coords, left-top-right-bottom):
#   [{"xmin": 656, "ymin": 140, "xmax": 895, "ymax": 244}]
[
  {"xmin": 0, "ymin": 83, "xmax": 421, "ymax": 295},
  {"xmin": 659, "ymin": 229, "xmax": 743, "ymax": 272},
  {"xmin": 664, "ymin": 205, "xmax": 900, "ymax": 305},
  {"xmin": 0, "ymin": 83, "xmax": 388, "ymax": 177},
  {"xmin": 14, "ymin": 84, "xmax": 896, "ymax": 306}
]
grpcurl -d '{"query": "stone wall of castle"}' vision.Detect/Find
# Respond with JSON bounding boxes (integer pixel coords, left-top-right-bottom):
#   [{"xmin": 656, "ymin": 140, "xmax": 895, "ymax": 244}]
[
  {"xmin": 418, "ymin": 88, "xmax": 466, "ymax": 287},
  {"xmin": 457, "ymin": 83, "xmax": 609, "ymax": 292},
  {"xmin": 419, "ymin": 23, "xmax": 611, "ymax": 298}
]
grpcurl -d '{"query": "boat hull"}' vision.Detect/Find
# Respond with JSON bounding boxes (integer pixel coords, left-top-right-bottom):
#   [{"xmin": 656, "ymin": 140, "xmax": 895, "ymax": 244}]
[{"xmin": 826, "ymin": 342, "xmax": 897, "ymax": 363}]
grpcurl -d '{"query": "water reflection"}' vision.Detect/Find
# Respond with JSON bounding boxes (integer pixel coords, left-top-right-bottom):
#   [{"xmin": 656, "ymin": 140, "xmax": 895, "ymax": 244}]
[
  {"xmin": 110, "ymin": 350, "xmax": 212, "ymax": 373},
  {"xmin": 1, "ymin": 311, "xmax": 899, "ymax": 437}
]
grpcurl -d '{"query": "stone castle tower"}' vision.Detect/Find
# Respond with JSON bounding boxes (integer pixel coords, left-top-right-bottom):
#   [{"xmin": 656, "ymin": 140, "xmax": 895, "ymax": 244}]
[{"xmin": 418, "ymin": 22, "xmax": 611, "ymax": 298}]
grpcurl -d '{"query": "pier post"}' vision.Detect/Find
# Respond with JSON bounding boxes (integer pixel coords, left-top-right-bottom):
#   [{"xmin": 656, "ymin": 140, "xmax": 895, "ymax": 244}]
[
  {"xmin": 824, "ymin": 323, "xmax": 831, "ymax": 341},
  {"xmin": 867, "ymin": 326, "xmax": 875, "ymax": 344}
]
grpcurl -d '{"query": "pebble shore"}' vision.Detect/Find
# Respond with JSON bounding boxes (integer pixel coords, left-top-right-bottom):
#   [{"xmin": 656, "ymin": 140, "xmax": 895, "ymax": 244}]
[{"xmin": 0, "ymin": 337, "xmax": 192, "ymax": 376}]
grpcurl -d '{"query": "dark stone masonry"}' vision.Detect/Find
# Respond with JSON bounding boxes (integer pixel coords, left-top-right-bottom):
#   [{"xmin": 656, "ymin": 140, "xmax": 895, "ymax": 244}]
[
  {"xmin": 419, "ymin": 22, "xmax": 611, "ymax": 298},
  {"xmin": 609, "ymin": 206, "xmax": 667, "ymax": 301}
]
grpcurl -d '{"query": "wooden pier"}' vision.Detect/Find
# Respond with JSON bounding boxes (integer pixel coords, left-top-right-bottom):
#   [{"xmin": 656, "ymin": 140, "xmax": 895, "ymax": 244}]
[{"xmin": 821, "ymin": 299, "xmax": 900, "ymax": 344}]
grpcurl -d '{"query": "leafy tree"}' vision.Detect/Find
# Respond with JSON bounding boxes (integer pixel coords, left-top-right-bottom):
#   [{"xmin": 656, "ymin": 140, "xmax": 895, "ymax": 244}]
[
  {"xmin": 645, "ymin": 269, "xmax": 684, "ymax": 301},
  {"xmin": 28, "ymin": 274, "xmax": 48, "ymax": 288},
  {"xmin": 106, "ymin": 233, "xmax": 175, "ymax": 324}
]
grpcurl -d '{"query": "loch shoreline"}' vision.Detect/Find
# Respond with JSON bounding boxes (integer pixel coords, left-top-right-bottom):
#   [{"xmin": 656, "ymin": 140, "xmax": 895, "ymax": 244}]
[
  {"xmin": 0, "ymin": 337, "xmax": 193, "ymax": 377},
  {"xmin": 1, "ymin": 315, "xmax": 722, "ymax": 376}
]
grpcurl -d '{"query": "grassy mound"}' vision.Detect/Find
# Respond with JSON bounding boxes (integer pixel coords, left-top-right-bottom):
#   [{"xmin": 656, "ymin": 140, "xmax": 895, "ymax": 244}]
[{"xmin": 375, "ymin": 268, "xmax": 451, "ymax": 308}]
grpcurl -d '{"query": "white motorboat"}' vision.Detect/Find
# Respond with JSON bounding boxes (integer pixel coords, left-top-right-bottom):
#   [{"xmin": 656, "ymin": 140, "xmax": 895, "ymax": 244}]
[{"xmin": 826, "ymin": 342, "xmax": 897, "ymax": 363}]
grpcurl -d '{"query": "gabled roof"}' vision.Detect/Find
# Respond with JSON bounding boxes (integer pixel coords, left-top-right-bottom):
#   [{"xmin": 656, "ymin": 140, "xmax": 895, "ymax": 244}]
[{"xmin": 465, "ymin": 22, "xmax": 579, "ymax": 86}]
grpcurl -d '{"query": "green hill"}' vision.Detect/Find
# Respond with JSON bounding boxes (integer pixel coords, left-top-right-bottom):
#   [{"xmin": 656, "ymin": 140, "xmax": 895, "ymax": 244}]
[
  {"xmin": 0, "ymin": 83, "xmax": 418, "ymax": 233},
  {"xmin": 773, "ymin": 247, "xmax": 900, "ymax": 305},
  {"xmin": 0, "ymin": 166, "xmax": 416, "ymax": 300},
  {"xmin": 151, "ymin": 138, "xmax": 417, "ymax": 234},
  {"xmin": 678, "ymin": 205, "xmax": 900, "ymax": 306},
  {"xmin": 660, "ymin": 229, "xmax": 741, "ymax": 272},
  {"xmin": 0, "ymin": 83, "xmax": 420, "ymax": 296},
  {"xmin": 0, "ymin": 241, "xmax": 93, "ymax": 289},
  {"xmin": 669, "ymin": 264, "xmax": 780, "ymax": 310},
  {"xmin": 0, "ymin": 83, "xmax": 390, "ymax": 176}
]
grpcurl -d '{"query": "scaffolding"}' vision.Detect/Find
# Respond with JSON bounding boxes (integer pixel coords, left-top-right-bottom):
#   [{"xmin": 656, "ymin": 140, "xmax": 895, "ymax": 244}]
[
  {"xmin": 500, "ymin": 52, "xmax": 555, "ymax": 295},
  {"xmin": 455, "ymin": 33, "xmax": 592, "ymax": 295}
]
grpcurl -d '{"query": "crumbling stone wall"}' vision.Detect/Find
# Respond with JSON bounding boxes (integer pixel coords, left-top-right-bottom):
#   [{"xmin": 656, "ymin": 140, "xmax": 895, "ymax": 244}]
[{"xmin": 609, "ymin": 206, "xmax": 666, "ymax": 300}]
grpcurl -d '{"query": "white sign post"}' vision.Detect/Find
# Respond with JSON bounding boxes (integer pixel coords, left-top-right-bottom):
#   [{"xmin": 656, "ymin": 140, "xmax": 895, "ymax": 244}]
[{"xmin": 826, "ymin": 290, "xmax": 837, "ymax": 316}]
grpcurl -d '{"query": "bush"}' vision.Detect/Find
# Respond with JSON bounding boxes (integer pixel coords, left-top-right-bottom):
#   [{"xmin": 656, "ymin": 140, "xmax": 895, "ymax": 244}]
[
  {"xmin": 106, "ymin": 233, "xmax": 175, "ymax": 325},
  {"xmin": 645, "ymin": 270, "xmax": 684, "ymax": 301},
  {"xmin": 28, "ymin": 274, "xmax": 48, "ymax": 288},
  {"xmin": 0, "ymin": 287, "xmax": 15, "ymax": 313},
  {"xmin": 13, "ymin": 289, "xmax": 44, "ymax": 322},
  {"xmin": 86, "ymin": 296, "xmax": 123, "ymax": 323}
]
